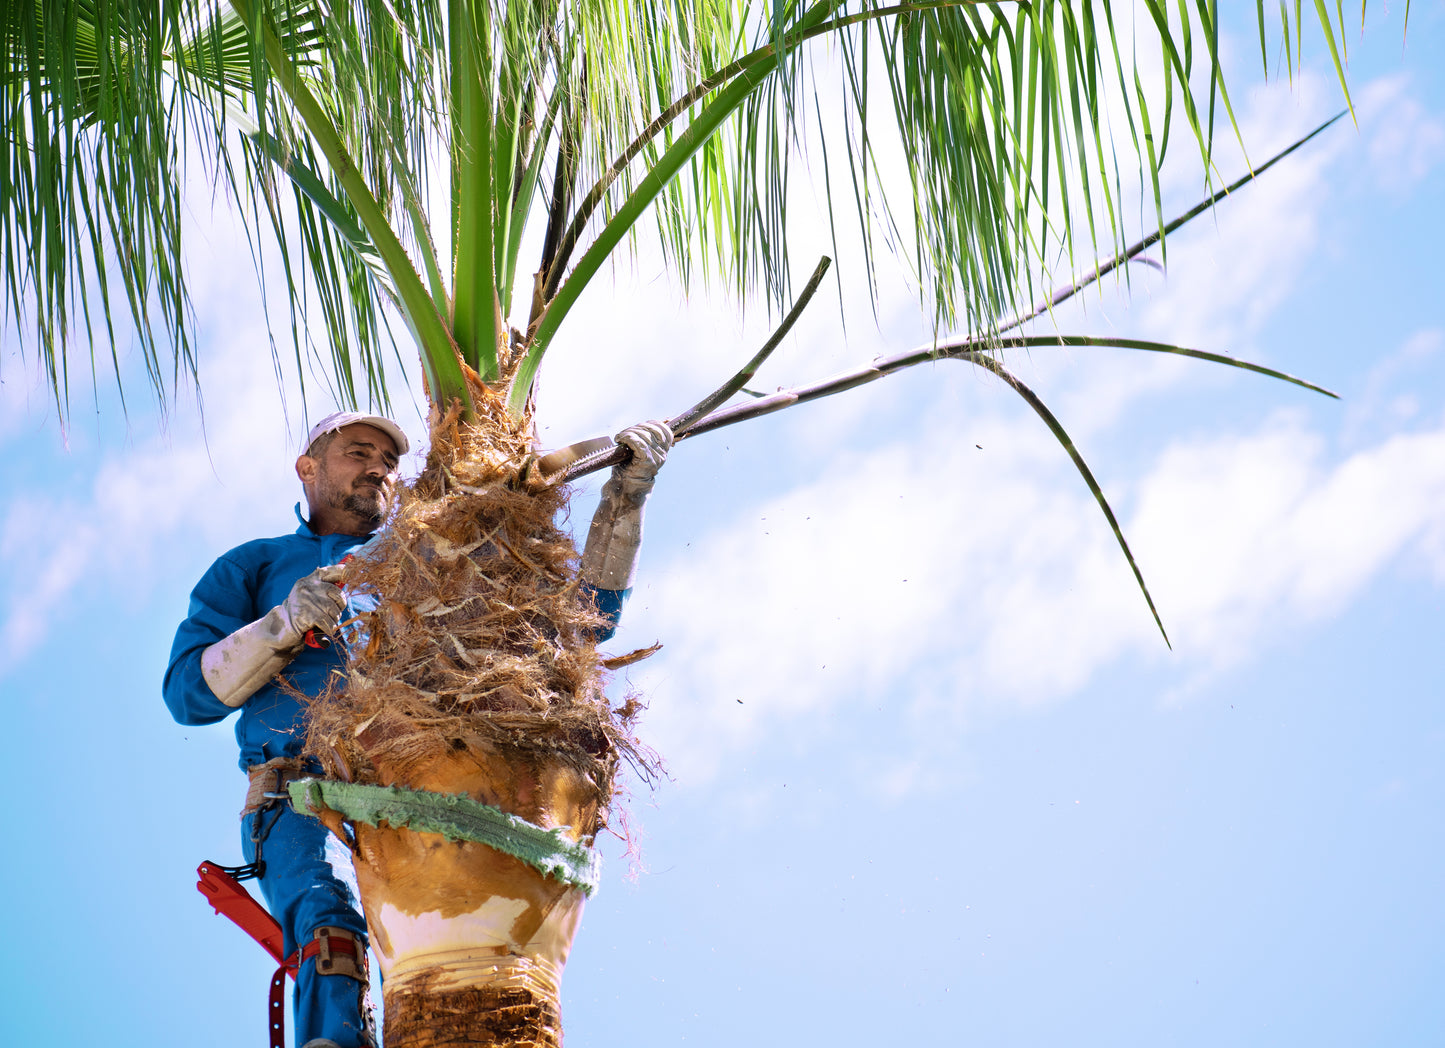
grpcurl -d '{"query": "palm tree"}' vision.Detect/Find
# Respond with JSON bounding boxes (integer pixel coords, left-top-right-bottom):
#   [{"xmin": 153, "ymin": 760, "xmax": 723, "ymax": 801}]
[{"xmin": 3, "ymin": 2, "xmax": 1377, "ymax": 1044}]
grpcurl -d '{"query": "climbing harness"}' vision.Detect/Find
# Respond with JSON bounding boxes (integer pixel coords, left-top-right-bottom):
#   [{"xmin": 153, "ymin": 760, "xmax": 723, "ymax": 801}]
[
  {"xmin": 197, "ymin": 759, "xmax": 366, "ymax": 1048},
  {"xmin": 237, "ymin": 757, "xmax": 311, "ymax": 879}
]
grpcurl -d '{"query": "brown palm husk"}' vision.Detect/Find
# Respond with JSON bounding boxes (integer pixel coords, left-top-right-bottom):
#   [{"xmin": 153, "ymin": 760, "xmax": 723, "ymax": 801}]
[{"xmin": 303, "ymin": 376, "xmax": 657, "ymax": 835}]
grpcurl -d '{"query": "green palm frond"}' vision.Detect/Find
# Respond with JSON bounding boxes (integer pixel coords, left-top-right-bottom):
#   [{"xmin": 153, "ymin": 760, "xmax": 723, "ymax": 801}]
[{"xmin": 3, "ymin": 0, "xmax": 1382, "ymax": 426}]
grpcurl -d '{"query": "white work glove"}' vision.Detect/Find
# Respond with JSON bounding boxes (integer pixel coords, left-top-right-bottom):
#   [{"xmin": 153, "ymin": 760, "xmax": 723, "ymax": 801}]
[
  {"xmin": 201, "ymin": 565, "xmax": 347, "ymax": 708},
  {"xmin": 612, "ymin": 421, "xmax": 673, "ymax": 499},
  {"xmin": 580, "ymin": 421, "xmax": 674, "ymax": 591}
]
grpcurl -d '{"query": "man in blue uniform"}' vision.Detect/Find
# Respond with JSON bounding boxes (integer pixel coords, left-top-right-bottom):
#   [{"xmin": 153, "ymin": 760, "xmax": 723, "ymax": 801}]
[{"xmin": 164, "ymin": 411, "xmax": 672, "ymax": 1048}]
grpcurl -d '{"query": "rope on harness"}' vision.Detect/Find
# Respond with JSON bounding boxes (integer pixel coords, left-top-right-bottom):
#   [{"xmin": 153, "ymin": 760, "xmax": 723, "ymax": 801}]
[{"xmin": 288, "ymin": 778, "xmax": 602, "ymax": 895}]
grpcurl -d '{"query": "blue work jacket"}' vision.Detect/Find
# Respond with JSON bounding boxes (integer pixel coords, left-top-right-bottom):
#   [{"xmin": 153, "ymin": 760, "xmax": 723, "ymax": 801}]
[{"xmin": 164, "ymin": 507, "xmax": 627, "ymax": 771}]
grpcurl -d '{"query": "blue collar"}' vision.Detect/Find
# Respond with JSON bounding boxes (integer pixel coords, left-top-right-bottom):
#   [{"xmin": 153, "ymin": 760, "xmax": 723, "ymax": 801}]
[
  {"xmin": 293, "ymin": 502, "xmax": 317, "ymax": 536},
  {"xmin": 293, "ymin": 502, "xmax": 382, "ymax": 543}
]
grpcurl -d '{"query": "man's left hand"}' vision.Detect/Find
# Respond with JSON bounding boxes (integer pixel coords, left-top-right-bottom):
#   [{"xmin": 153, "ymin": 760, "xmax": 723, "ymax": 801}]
[{"xmin": 614, "ymin": 421, "xmax": 674, "ymax": 494}]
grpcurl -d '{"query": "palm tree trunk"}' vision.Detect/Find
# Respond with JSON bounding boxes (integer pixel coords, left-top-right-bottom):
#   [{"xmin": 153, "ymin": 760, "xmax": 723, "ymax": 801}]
[
  {"xmin": 304, "ymin": 392, "xmax": 642, "ymax": 1045},
  {"xmin": 353, "ymin": 743, "xmax": 596, "ymax": 1047}
]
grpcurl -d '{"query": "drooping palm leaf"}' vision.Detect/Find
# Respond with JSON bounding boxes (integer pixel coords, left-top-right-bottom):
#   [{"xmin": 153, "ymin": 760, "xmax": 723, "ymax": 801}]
[{"xmin": 548, "ymin": 119, "xmax": 1344, "ymax": 638}]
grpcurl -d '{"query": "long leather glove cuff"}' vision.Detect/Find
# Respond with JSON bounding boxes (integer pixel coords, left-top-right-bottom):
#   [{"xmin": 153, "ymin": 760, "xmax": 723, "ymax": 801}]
[
  {"xmin": 579, "ymin": 475, "xmax": 649, "ymax": 592},
  {"xmin": 200, "ymin": 606, "xmax": 306, "ymax": 708},
  {"xmin": 579, "ymin": 421, "xmax": 672, "ymax": 592},
  {"xmin": 200, "ymin": 565, "xmax": 346, "ymax": 708}
]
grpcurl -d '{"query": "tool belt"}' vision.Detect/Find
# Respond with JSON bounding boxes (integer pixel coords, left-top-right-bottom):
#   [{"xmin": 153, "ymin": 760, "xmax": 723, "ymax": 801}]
[{"xmin": 242, "ymin": 757, "xmax": 310, "ymax": 817}]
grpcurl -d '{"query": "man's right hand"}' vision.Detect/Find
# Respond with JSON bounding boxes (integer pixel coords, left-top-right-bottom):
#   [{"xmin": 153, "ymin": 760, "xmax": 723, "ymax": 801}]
[
  {"xmin": 201, "ymin": 564, "xmax": 348, "ymax": 708},
  {"xmin": 276, "ymin": 565, "xmax": 348, "ymax": 646}
]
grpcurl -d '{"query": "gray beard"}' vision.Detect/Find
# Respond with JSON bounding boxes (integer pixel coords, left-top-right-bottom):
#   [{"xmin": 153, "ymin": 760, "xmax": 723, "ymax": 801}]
[{"xmin": 342, "ymin": 489, "xmax": 388, "ymax": 529}]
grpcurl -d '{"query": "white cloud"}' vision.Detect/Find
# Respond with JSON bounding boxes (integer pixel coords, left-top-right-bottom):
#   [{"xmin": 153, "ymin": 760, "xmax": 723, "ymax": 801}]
[
  {"xmin": 625, "ymin": 393, "xmax": 1445, "ymax": 783},
  {"xmin": 1135, "ymin": 410, "xmax": 1445, "ymax": 647},
  {"xmin": 1343, "ymin": 327, "xmax": 1442, "ymax": 445},
  {"xmin": 1359, "ymin": 73, "xmax": 1445, "ymax": 192},
  {"xmin": 0, "ymin": 506, "xmax": 98, "ymax": 662},
  {"xmin": 620, "ymin": 402, "xmax": 1139, "ymax": 779}
]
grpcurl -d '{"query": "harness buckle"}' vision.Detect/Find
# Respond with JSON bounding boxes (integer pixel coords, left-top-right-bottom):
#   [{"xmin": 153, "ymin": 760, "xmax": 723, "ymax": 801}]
[{"xmin": 311, "ymin": 926, "xmax": 366, "ymax": 982}]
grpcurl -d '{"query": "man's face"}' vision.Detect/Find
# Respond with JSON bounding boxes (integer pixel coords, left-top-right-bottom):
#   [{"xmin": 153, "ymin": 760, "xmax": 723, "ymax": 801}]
[{"xmin": 299, "ymin": 422, "xmax": 401, "ymax": 533}]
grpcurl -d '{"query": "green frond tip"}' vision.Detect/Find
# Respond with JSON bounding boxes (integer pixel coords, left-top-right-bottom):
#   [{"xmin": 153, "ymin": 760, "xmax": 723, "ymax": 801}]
[
  {"xmin": 967, "ymin": 354, "xmax": 1171, "ymax": 648},
  {"xmin": 961, "ymin": 335, "xmax": 1340, "ymax": 400},
  {"xmin": 673, "ymin": 255, "xmax": 833, "ymax": 435},
  {"xmin": 999, "ymin": 112, "xmax": 1349, "ymax": 337}
]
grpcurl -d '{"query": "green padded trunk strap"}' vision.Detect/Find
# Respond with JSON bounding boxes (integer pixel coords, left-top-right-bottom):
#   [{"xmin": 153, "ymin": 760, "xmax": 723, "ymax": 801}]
[{"xmin": 288, "ymin": 778, "xmax": 601, "ymax": 895}]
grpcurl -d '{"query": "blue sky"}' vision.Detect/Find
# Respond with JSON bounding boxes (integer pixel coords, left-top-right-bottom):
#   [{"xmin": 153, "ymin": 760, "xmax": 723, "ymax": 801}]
[{"xmin": 2, "ymin": 7, "xmax": 1442, "ymax": 1046}]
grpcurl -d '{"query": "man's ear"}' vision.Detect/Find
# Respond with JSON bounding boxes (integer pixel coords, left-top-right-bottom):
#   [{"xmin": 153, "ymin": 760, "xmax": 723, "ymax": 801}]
[{"xmin": 296, "ymin": 454, "xmax": 318, "ymax": 484}]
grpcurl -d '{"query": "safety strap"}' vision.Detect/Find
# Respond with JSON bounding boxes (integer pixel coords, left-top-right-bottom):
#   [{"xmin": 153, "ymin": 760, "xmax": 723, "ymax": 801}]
[
  {"xmin": 289, "ymin": 778, "xmax": 602, "ymax": 894},
  {"xmin": 197, "ymin": 862, "xmax": 364, "ymax": 1048},
  {"xmin": 267, "ymin": 929, "xmax": 364, "ymax": 1048},
  {"xmin": 242, "ymin": 757, "xmax": 310, "ymax": 817}
]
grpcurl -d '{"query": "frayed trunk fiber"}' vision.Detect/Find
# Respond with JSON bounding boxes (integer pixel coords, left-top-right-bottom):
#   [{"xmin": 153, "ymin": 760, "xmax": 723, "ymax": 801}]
[{"xmin": 304, "ymin": 385, "xmax": 655, "ymax": 1046}]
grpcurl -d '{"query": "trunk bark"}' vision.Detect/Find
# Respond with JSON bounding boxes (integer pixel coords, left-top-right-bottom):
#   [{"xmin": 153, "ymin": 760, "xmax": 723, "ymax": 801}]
[{"xmin": 351, "ymin": 739, "xmax": 599, "ymax": 1047}]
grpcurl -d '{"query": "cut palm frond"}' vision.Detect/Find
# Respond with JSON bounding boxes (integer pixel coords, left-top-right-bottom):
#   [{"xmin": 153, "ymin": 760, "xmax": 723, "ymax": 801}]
[{"xmin": 549, "ymin": 119, "xmax": 1346, "ymax": 636}]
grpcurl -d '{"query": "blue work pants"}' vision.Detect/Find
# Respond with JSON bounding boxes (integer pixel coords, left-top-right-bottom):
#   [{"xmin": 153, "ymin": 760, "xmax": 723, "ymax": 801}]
[{"xmin": 242, "ymin": 805, "xmax": 375, "ymax": 1048}]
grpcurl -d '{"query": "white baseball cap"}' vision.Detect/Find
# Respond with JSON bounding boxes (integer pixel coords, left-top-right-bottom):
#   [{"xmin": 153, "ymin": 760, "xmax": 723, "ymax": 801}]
[{"xmin": 305, "ymin": 411, "xmax": 410, "ymax": 455}]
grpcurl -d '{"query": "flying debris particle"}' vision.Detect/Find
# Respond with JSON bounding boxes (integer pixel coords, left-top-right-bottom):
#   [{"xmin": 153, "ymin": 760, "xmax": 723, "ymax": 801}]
[
  {"xmin": 976, "ymin": 444, "xmax": 982, "ymax": 449},
  {"xmin": 736, "ymin": 699, "xmax": 743, "ymax": 704}
]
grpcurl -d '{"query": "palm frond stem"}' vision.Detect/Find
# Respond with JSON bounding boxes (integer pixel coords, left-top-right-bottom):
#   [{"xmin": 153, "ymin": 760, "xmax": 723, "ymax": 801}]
[
  {"xmin": 970, "ymin": 351, "xmax": 1169, "ymax": 645},
  {"xmin": 997, "ymin": 112, "xmax": 1346, "ymax": 336},
  {"xmin": 671, "ymin": 254, "xmax": 833, "ymax": 435},
  {"xmin": 558, "ymin": 323, "xmax": 1337, "ymax": 640},
  {"xmin": 449, "ymin": 0, "xmax": 501, "ymax": 387}
]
